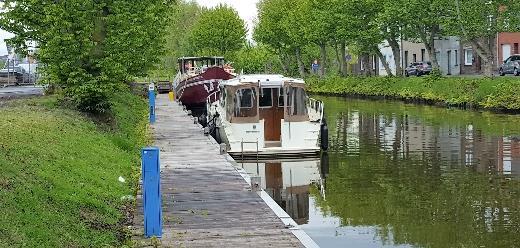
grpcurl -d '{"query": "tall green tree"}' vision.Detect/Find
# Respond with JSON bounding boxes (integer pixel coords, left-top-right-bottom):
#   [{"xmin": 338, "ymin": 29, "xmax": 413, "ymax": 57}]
[
  {"xmin": 304, "ymin": 0, "xmax": 336, "ymax": 76},
  {"xmin": 404, "ymin": 0, "xmax": 448, "ymax": 71},
  {"xmin": 0, "ymin": 0, "xmax": 172, "ymax": 113},
  {"xmin": 162, "ymin": 0, "xmax": 203, "ymax": 73},
  {"xmin": 254, "ymin": 0, "xmax": 295, "ymax": 75},
  {"xmin": 234, "ymin": 44, "xmax": 280, "ymax": 74},
  {"xmin": 188, "ymin": 4, "xmax": 246, "ymax": 57},
  {"xmin": 376, "ymin": 0, "xmax": 409, "ymax": 76}
]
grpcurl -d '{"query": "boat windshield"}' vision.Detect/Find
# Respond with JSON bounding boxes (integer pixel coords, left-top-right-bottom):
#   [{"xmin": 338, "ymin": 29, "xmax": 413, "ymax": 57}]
[
  {"xmin": 286, "ymin": 86, "xmax": 308, "ymax": 118},
  {"xmin": 226, "ymin": 87, "xmax": 258, "ymax": 121}
]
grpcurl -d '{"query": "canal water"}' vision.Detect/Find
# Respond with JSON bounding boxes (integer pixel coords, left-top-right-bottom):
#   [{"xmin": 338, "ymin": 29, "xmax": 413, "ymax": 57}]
[{"xmin": 239, "ymin": 96, "xmax": 520, "ymax": 248}]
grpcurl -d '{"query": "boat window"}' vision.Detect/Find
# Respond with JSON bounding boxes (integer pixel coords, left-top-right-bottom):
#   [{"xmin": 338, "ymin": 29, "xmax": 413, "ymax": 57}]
[
  {"xmin": 278, "ymin": 88, "xmax": 285, "ymax": 107},
  {"xmin": 231, "ymin": 88, "xmax": 257, "ymax": 118},
  {"xmin": 286, "ymin": 86, "xmax": 307, "ymax": 116},
  {"xmin": 259, "ymin": 88, "xmax": 273, "ymax": 107},
  {"xmin": 237, "ymin": 88, "xmax": 254, "ymax": 108}
]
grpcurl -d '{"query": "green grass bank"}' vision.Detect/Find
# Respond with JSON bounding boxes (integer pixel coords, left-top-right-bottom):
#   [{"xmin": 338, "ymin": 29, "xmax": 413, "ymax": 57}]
[
  {"xmin": 0, "ymin": 91, "xmax": 149, "ymax": 247},
  {"xmin": 306, "ymin": 76, "xmax": 520, "ymax": 111}
]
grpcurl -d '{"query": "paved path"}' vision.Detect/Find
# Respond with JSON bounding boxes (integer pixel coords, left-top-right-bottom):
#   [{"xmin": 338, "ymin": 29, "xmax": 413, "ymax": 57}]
[
  {"xmin": 132, "ymin": 94, "xmax": 308, "ymax": 247},
  {"xmin": 0, "ymin": 85, "xmax": 43, "ymax": 100}
]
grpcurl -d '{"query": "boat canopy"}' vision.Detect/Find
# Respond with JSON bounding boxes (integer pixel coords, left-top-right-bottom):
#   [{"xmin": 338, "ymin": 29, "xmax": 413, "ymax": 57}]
[
  {"xmin": 219, "ymin": 74, "xmax": 309, "ymax": 123},
  {"xmin": 221, "ymin": 74, "xmax": 305, "ymax": 87},
  {"xmin": 178, "ymin": 56, "xmax": 226, "ymax": 74}
]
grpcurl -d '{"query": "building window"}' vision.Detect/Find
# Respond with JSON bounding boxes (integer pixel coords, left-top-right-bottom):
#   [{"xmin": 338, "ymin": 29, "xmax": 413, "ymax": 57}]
[
  {"xmin": 514, "ymin": 43, "xmax": 519, "ymax": 54},
  {"xmin": 413, "ymin": 54, "xmax": 417, "ymax": 62},
  {"xmin": 421, "ymin": 49, "xmax": 425, "ymax": 61},
  {"xmin": 464, "ymin": 49, "xmax": 473, "ymax": 65},
  {"xmin": 454, "ymin": 50, "xmax": 458, "ymax": 65},
  {"xmin": 404, "ymin": 51, "xmax": 409, "ymax": 66}
]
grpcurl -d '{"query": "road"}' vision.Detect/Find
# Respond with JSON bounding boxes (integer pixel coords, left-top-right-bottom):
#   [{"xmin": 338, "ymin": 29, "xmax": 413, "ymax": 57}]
[{"xmin": 0, "ymin": 85, "xmax": 44, "ymax": 100}]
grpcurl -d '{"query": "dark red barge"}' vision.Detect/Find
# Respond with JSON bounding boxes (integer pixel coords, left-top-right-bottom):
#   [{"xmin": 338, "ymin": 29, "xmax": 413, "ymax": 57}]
[{"xmin": 174, "ymin": 56, "xmax": 235, "ymax": 108}]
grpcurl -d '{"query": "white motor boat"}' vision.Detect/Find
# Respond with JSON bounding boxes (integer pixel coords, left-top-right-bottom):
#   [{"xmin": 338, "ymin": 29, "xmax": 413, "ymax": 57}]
[{"xmin": 205, "ymin": 74, "xmax": 327, "ymax": 159}]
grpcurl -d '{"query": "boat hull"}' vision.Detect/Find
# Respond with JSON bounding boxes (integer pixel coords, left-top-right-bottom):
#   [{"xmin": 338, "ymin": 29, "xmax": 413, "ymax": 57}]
[{"xmin": 175, "ymin": 67, "xmax": 233, "ymax": 107}]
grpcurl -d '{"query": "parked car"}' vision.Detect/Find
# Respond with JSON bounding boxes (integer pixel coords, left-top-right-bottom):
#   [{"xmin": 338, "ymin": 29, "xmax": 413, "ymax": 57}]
[
  {"xmin": 499, "ymin": 55, "xmax": 520, "ymax": 76},
  {"xmin": 405, "ymin": 61, "xmax": 432, "ymax": 76}
]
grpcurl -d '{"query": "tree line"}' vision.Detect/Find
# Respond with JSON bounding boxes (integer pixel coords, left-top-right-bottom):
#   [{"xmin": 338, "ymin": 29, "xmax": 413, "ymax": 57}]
[
  {"xmin": 160, "ymin": 1, "xmax": 283, "ymax": 76},
  {"xmin": 254, "ymin": 0, "xmax": 520, "ymax": 78},
  {"xmin": 164, "ymin": 0, "xmax": 519, "ymax": 78}
]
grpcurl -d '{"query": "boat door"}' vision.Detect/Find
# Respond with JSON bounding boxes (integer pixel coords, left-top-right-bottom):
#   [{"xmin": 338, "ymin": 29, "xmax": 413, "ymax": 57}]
[{"xmin": 259, "ymin": 87, "xmax": 284, "ymax": 145}]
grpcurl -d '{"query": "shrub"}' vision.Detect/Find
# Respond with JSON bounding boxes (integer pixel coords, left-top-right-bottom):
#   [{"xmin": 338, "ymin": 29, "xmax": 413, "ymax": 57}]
[{"xmin": 306, "ymin": 76, "xmax": 520, "ymax": 111}]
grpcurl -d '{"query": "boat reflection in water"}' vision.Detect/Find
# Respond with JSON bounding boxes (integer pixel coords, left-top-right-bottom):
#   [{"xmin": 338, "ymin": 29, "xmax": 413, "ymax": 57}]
[{"xmin": 235, "ymin": 155, "xmax": 329, "ymax": 225}]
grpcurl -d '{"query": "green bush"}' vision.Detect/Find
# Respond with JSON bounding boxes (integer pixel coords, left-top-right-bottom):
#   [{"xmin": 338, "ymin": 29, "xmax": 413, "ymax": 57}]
[{"xmin": 307, "ymin": 76, "xmax": 520, "ymax": 111}]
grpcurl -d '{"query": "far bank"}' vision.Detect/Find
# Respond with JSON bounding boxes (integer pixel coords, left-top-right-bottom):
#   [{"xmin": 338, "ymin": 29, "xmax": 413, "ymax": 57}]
[{"xmin": 306, "ymin": 76, "xmax": 520, "ymax": 112}]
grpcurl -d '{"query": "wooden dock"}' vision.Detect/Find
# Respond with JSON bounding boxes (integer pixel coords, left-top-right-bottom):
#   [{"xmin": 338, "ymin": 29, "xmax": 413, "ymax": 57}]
[{"xmin": 132, "ymin": 94, "xmax": 313, "ymax": 247}]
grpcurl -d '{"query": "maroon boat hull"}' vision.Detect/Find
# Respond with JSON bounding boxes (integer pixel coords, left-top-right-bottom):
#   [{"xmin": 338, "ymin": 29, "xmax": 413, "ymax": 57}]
[{"xmin": 175, "ymin": 67, "xmax": 233, "ymax": 107}]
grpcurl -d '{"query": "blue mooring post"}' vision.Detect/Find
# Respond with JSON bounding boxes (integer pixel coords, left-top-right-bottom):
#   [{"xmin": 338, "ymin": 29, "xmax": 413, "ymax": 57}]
[
  {"xmin": 148, "ymin": 83, "xmax": 156, "ymax": 124},
  {"xmin": 141, "ymin": 147, "xmax": 162, "ymax": 238}
]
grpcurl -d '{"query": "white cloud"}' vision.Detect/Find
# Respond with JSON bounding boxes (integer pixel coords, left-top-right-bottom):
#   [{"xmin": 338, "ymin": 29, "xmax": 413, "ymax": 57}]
[{"xmin": 194, "ymin": 0, "xmax": 259, "ymax": 40}]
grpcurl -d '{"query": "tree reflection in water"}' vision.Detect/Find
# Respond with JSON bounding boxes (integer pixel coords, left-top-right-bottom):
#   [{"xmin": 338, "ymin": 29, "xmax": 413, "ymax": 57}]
[{"xmin": 310, "ymin": 96, "xmax": 520, "ymax": 248}]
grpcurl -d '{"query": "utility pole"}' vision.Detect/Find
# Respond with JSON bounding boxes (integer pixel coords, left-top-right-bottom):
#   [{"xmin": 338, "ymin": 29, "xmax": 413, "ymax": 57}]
[
  {"xmin": 28, "ymin": 55, "xmax": 31, "ymax": 84},
  {"xmin": 7, "ymin": 58, "xmax": 10, "ymax": 86}
]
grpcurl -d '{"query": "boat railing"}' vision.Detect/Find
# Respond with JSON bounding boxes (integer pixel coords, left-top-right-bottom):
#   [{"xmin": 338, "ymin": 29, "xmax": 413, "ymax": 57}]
[
  {"xmin": 206, "ymin": 89, "xmax": 220, "ymax": 114},
  {"xmin": 206, "ymin": 90, "xmax": 220, "ymax": 105},
  {"xmin": 224, "ymin": 68, "xmax": 235, "ymax": 74},
  {"xmin": 308, "ymin": 98, "xmax": 324, "ymax": 122},
  {"xmin": 173, "ymin": 71, "xmax": 181, "ymax": 89}
]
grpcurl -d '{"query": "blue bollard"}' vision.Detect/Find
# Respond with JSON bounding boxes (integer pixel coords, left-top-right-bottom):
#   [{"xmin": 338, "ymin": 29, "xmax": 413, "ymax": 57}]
[
  {"xmin": 149, "ymin": 83, "xmax": 156, "ymax": 123},
  {"xmin": 141, "ymin": 147, "xmax": 162, "ymax": 238}
]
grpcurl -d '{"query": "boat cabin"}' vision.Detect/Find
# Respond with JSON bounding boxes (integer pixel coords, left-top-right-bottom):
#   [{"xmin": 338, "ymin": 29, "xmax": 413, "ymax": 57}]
[
  {"xmin": 178, "ymin": 56, "xmax": 234, "ymax": 76},
  {"xmin": 214, "ymin": 75, "xmax": 322, "ymax": 149}
]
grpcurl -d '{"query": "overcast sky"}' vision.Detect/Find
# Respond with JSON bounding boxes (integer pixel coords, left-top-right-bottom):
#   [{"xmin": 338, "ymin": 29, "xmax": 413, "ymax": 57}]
[{"xmin": 0, "ymin": 0, "xmax": 260, "ymax": 55}]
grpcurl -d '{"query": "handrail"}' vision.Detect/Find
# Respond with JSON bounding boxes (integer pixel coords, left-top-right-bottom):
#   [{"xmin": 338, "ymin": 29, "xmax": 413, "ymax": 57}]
[
  {"xmin": 308, "ymin": 97, "xmax": 324, "ymax": 123},
  {"xmin": 205, "ymin": 88, "xmax": 221, "ymax": 116},
  {"xmin": 240, "ymin": 139, "xmax": 259, "ymax": 167},
  {"xmin": 207, "ymin": 89, "xmax": 220, "ymax": 104}
]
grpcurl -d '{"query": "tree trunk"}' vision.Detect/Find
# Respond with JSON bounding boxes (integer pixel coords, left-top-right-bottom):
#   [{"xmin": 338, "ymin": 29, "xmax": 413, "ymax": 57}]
[
  {"xmin": 419, "ymin": 25, "xmax": 440, "ymax": 71},
  {"xmin": 340, "ymin": 41, "xmax": 347, "ymax": 76},
  {"xmin": 295, "ymin": 47, "xmax": 306, "ymax": 78},
  {"xmin": 334, "ymin": 42, "xmax": 341, "ymax": 74},
  {"xmin": 361, "ymin": 54, "xmax": 371, "ymax": 76},
  {"xmin": 278, "ymin": 50, "xmax": 290, "ymax": 74},
  {"xmin": 375, "ymin": 48, "xmax": 393, "ymax": 76},
  {"xmin": 319, "ymin": 43, "xmax": 327, "ymax": 77},
  {"xmin": 470, "ymin": 38, "xmax": 495, "ymax": 76},
  {"xmin": 388, "ymin": 38, "xmax": 402, "ymax": 77},
  {"xmin": 423, "ymin": 36, "xmax": 439, "ymax": 71}
]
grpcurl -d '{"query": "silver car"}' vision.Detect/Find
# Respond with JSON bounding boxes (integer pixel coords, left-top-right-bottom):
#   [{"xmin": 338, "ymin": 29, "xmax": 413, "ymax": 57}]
[
  {"xmin": 405, "ymin": 61, "xmax": 432, "ymax": 76},
  {"xmin": 499, "ymin": 55, "xmax": 520, "ymax": 76}
]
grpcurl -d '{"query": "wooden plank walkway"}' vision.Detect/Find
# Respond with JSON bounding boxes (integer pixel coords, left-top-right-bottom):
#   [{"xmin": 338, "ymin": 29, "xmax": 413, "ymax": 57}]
[{"xmin": 132, "ymin": 94, "xmax": 306, "ymax": 247}]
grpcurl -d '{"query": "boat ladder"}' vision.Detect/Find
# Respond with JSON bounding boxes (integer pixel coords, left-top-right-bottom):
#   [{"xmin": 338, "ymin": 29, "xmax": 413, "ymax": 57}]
[{"xmin": 240, "ymin": 139, "xmax": 259, "ymax": 168}]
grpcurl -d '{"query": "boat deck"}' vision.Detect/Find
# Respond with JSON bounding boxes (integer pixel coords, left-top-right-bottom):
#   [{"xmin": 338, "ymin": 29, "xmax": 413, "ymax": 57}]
[
  {"xmin": 228, "ymin": 147, "xmax": 321, "ymax": 160},
  {"xmin": 132, "ymin": 94, "xmax": 314, "ymax": 247}
]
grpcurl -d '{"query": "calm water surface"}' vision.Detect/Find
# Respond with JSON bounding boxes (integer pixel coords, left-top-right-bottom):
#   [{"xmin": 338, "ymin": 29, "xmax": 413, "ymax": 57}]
[{"xmin": 240, "ymin": 96, "xmax": 520, "ymax": 248}]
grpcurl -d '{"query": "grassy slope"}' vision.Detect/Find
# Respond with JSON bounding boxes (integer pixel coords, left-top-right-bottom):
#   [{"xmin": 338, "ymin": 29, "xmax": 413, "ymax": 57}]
[
  {"xmin": 306, "ymin": 76, "xmax": 520, "ymax": 111},
  {"xmin": 0, "ymin": 92, "xmax": 148, "ymax": 247}
]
